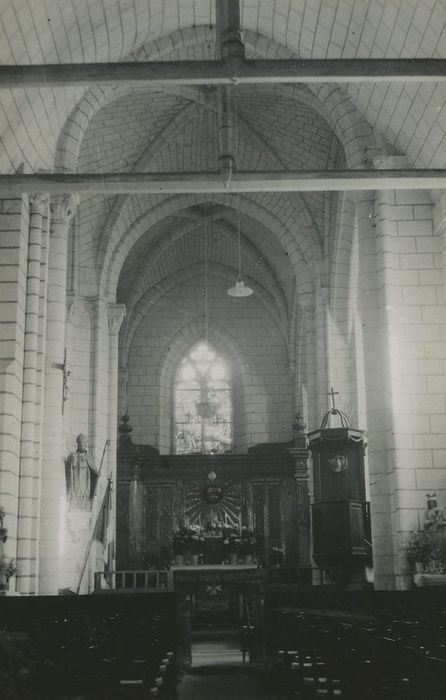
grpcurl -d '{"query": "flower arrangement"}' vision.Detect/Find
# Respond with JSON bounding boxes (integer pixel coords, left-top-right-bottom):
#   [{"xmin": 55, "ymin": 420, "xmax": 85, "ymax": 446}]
[
  {"xmin": 172, "ymin": 524, "xmax": 205, "ymax": 555},
  {"xmin": 0, "ymin": 556, "xmax": 16, "ymax": 589},
  {"xmin": 436, "ymin": 537, "xmax": 446, "ymax": 571},
  {"xmin": 405, "ymin": 530, "xmax": 438, "ymax": 566},
  {"xmin": 222, "ymin": 526, "xmax": 241, "ymax": 554},
  {"xmin": 188, "ymin": 523, "xmax": 206, "ymax": 554}
]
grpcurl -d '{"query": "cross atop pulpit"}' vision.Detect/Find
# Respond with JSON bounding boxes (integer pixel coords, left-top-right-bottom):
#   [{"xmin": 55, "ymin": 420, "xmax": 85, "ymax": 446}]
[{"xmin": 328, "ymin": 387, "xmax": 339, "ymax": 410}]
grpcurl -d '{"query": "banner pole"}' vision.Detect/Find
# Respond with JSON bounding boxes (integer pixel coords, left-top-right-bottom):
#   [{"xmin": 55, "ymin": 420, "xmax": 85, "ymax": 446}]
[{"xmin": 75, "ymin": 478, "xmax": 112, "ymax": 595}]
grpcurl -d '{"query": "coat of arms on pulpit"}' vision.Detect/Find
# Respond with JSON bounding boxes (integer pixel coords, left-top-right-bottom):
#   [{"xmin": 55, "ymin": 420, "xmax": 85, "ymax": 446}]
[{"xmin": 328, "ymin": 455, "xmax": 349, "ymax": 473}]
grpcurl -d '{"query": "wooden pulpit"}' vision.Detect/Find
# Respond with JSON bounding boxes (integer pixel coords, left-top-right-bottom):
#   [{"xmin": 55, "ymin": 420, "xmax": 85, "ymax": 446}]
[{"xmin": 308, "ymin": 405, "xmax": 368, "ymax": 568}]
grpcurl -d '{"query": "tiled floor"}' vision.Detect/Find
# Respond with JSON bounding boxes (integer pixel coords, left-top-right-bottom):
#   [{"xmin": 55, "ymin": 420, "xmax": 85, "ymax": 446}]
[
  {"xmin": 192, "ymin": 639, "xmax": 244, "ymax": 667},
  {"xmin": 177, "ymin": 670, "xmax": 270, "ymax": 699},
  {"xmin": 177, "ymin": 638, "xmax": 269, "ymax": 699}
]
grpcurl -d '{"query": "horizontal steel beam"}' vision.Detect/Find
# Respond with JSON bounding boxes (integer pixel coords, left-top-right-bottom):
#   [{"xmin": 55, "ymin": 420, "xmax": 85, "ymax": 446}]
[
  {"xmin": 1, "ymin": 58, "xmax": 446, "ymax": 89},
  {"xmin": 1, "ymin": 170, "xmax": 446, "ymax": 195}
]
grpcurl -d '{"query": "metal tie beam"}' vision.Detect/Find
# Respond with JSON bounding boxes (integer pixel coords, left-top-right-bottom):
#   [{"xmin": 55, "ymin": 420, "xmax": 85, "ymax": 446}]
[
  {"xmin": 0, "ymin": 59, "xmax": 446, "ymax": 88},
  {"xmin": 2, "ymin": 170, "xmax": 446, "ymax": 195}
]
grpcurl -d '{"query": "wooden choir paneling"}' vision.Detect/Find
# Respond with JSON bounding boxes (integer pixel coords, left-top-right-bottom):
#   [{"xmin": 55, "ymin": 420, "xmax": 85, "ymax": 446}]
[
  {"xmin": 117, "ymin": 452, "xmax": 298, "ymax": 569},
  {"xmin": 116, "ymin": 482, "xmax": 129, "ymax": 569}
]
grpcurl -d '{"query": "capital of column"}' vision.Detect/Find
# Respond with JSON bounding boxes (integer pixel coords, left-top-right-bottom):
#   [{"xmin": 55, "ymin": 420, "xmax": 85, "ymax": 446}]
[
  {"xmin": 29, "ymin": 193, "xmax": 49, "ymax": 215},
  {"xmin": 84, "ymin": 295, "xmax": 106, "ymax": 321},
  {"xmin": 50, "ymin": 194, "xmax": 79, "ymax": 224},
  {"xmin": 108, "ymin": 303, "xmax": 126, "ymax": 334}
]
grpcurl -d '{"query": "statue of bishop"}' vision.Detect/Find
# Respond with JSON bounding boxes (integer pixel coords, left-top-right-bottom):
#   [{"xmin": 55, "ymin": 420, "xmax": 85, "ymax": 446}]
[{"xmin": 66, "ymin": 434, "xmax": 99, "ymax": 510}]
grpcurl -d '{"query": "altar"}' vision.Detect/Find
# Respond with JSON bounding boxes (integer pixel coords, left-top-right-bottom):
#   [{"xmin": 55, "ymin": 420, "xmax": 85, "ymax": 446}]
[
  {"xmin": 171, "ymin": 564, "xmax": 265, "ymax": 647},
  {"xmin": 116, "ymin": 448, "xmax": 304, "ymax": 571}
]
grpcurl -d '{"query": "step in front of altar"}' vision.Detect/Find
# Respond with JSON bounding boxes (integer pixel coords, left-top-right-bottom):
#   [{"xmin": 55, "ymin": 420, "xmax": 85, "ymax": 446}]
[
  {"xmin": 171, "ymin": 564, "xmax": 261, "ymax": 580},
  {"xmin": 171, "ymin": 564, "xmax": 265, "ymax": 592}
]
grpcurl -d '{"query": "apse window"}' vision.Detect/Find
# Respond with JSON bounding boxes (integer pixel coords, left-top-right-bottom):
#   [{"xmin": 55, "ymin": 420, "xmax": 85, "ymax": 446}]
[{"xmin": 175, "ymin": 342, "xmax": 232, "ymax": 455}]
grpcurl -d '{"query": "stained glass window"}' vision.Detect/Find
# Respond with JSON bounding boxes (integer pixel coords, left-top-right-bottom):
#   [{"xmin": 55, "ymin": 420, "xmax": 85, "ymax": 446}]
[{"xmin": 175, "ymin": 342, "xmax": 232, "ymax": 454}]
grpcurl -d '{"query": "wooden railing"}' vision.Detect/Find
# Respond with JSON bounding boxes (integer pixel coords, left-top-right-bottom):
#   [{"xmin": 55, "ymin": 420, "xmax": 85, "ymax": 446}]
[{"xmin": 94, "ymin": 569, "xmax": 174, "ymax": 592}]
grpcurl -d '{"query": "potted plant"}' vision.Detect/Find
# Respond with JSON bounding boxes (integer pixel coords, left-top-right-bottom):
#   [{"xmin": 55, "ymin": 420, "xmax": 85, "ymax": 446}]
[
  {"xmin": 436, "ymin": 537, "xmax": 446, "ymax": 574},
  {"xmin": 0, "ymin": 556, "xmax": 16, "ymax": 591},
  {"xmin": 406, "ymin": 530, "xmax": 437, "ymax": 573}
]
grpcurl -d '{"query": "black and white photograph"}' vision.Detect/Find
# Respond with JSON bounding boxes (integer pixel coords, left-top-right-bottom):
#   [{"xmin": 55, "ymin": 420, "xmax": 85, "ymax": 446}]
[{"xmin": 1, "ymin": 0, "xmax": 446, "ymax": 697}]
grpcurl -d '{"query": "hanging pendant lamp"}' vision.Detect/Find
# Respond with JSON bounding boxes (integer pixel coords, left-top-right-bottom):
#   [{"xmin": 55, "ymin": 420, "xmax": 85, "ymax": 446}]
[
  {"xmin": 227, "ymin": 194, "xmax": 253, "ymax": 297},
  {"xmin": 228, "ymin": 279, "xmax": 253, "ymax": 297},
  {"xmin": 227, "ymin": 92, "xmax": 253, "ymax": 298}
]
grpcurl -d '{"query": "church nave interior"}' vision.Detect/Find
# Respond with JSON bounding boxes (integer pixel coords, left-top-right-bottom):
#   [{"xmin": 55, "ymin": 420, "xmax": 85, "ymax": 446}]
[{"xmin": 2, "ymin": 0, "xmax": 446, "ymax": 697}]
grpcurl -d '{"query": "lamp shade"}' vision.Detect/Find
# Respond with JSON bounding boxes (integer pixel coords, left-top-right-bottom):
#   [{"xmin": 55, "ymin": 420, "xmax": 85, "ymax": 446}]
[{"xmin": 227, "ymin": 279, "xmax": 253, "ymax": 297}]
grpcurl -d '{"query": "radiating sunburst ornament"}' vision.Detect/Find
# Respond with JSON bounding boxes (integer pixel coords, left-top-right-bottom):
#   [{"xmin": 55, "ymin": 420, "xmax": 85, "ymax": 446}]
[{"xmin": 185, "ymin": 480, "xmax": 241, "ymax": 528}]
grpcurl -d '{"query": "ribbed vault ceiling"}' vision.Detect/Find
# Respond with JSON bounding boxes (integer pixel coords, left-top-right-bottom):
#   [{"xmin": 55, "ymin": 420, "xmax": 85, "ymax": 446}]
[
  {"xmin": 2, "ymin": 0, "xmax": 446, "ymax": 349},
  {"xmin": 116, "ymin": 204, "xmax": 294, "ymax": 314},
  {"xmin": 1, "ymin": 1, "xmax": 445, "ymax": 174},
  {"xmin": 76, "ymin": 81, "xmax": 341, "ymax": 254},
  {"xmin": 75, "ymin": 71, "xmax": 340, "ymax": 323}
]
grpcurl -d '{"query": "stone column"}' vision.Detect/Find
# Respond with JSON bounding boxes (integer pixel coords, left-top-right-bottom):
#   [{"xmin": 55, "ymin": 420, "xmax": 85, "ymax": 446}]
[
  {"xmin": 105, "ymin": 304, "xmax": 126, "ymax": 576},
  {"xmin": 315, "ymin": 285, "xmax": 330, "ymax": 424},
  {"xmin": 301, "ymin": 301, "xmax": 318, "ymax": 431},
  {"xmin": 39, "ymin": 194, "xmax": 78, "ymax": 594},
  {"xmin": 87, "ymin": 296, "xmax": 108, "ymax": 459},
  {"xmin": 354, "ymin": 189, "xmax": 395, "ymax": 589},
  {"xmin": 373, "ymin": 157, "xmax": 442, "ymax": 589},
  {"xmin": 128, "ymin": 462, "xmax": 145, "ymax": 568},
  {"xmin": 0, "ymin": 196, "xmax": 29, "ymax": 567},
  {"xmin": 17, "ymin": 194, "xmax": 49, "ymax": 594},
  {"xmin": 288, "ymin": 413, "xmax": 312, "ymax": 569},
  {"xmin": 107, "ymin": 304, "xmax": 126, "ymax": 476},
  {"xmin": 36, "ymin": 205, "xmax": 50, "ymax": 459}
]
